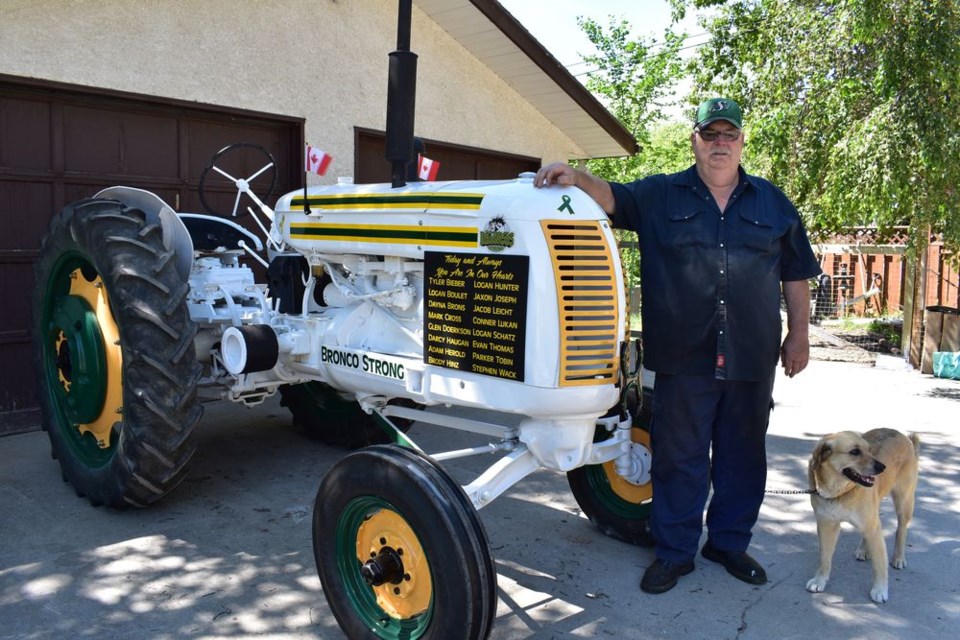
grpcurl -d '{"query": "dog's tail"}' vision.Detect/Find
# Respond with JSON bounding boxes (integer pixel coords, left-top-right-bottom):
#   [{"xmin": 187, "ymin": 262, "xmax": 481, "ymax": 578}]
[{"xmin": 909, "ymin": 433, "xmax": 921, "ymax": 457}]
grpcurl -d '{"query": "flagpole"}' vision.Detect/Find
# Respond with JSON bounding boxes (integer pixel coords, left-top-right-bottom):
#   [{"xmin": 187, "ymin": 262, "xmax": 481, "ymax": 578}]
[{"xmin": 303, "ymin": 145, "xmax": 312, "ymax": 215}]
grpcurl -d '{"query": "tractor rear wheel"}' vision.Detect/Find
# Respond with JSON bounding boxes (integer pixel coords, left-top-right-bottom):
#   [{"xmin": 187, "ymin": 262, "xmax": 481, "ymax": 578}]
[
  {"xmin": 313, "ymin": 445, "xmax": 496, "ymax": 640},
  {"xmin": 33, "ymin": 198, "xmax": 202, "ymax": 508},
  {"xmin": 567, "ymin": 383, "xmax": 654, "ymax": 546},
  {"xmin": 279, "ymin": 381, "xmax": 416, "ymax": 449}
]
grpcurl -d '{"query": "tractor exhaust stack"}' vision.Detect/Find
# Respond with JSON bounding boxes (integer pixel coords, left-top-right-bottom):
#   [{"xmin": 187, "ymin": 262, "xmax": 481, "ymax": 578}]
[{"xmin": 385, "ymin": 0, "xmax": 417, "ymax": 189}]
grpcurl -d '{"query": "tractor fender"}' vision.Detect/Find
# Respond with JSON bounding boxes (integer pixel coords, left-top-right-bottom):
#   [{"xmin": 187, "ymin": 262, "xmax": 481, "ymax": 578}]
[{"xmin": 95, "ymin": 186, "xmax": 193, "ymax": 281}]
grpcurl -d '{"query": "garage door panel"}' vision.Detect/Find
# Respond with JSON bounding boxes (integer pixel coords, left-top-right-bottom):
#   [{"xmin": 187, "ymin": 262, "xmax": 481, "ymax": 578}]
[
  {"xmin": 1, "ymin": 77, "xmax": 303, "ymax": 416},
  {"xmin": 478, "ymin": 158, "xmax": 531, "ymax": 180},
  {"xmin": 0, "ymin": 181, "xmax": 54, "ymax": 251},
  {"xmin": 63, "ymin": 105, "xmax": 179, "ymax": 178},
  {"xmin": 185, "ymin": 120, "xmax": 287, "ymax": 178},
  {"xmin": 0, "ymin": 261, "xmax": 34, "ymax": 333},
  {"xmin": 355, "ymin": 129, "xmax": 539, "ymax": 183},
  {"xmin": 0, "ymin": 97, "xmax": 52, "ymax": 172},
  {"xmin": 0, "ymin": 343, "xmax": 35, "ymax": 412},
  {"xmin": 63, "ymin": 181, "xmax": 113, "ymax": 205}
]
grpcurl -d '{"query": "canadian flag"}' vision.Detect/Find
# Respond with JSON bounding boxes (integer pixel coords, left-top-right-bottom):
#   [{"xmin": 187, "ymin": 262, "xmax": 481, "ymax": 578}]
[
  {"xmin": 305, "ymin": 144, "xmax": 332, "ymax": 176},
  {"xmin": 417, "ymin": 154, "xmax": 440, "ymax": 181}
]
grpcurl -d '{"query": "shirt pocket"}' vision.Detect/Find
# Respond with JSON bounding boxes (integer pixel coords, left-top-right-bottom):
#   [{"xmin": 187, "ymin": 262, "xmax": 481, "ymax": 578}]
[
  {"xmin": 665, "ymin": 208, "xmax": 710, "ymax": 250},
  {"xmin": 737, "ymin": 209, "xmax": 778, "ymax": 253}
]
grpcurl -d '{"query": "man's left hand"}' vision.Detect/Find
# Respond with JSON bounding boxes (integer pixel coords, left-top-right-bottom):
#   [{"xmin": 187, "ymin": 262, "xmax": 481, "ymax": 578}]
[{"xmin": 780, "ymin": 331, "xmax": 810, "ymax": 378}]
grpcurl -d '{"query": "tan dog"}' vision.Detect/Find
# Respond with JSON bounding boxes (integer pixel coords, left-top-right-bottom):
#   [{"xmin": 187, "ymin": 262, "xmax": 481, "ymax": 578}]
[{"xmin": 806, "ymin": 428, "xmax": 920, "ymax": 603}]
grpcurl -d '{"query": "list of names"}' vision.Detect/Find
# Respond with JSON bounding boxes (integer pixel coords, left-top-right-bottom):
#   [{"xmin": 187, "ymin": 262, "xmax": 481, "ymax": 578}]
[{"xmin": 423, "ymin": 252, "xmax": 529, "ymax": 382}]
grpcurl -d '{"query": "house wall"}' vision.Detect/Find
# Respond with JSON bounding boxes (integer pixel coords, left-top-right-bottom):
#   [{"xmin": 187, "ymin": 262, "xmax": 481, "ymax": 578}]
[{"xmin": 0, "ymin": 0, "xmax": 583, "ymax": 180}]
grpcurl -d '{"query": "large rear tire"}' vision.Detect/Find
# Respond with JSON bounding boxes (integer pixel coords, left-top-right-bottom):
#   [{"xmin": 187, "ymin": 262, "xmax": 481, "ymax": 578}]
[
  {"xmin": 33, "ymin": 198, "xmax": 203, "ymax": 508},
  {"xmin": 280, "ymin": 381, "xmax": 416, "ymax": 449},
  {"xmin": 313, "ymin": 445, "xmax": 496, "ymax": 640}
]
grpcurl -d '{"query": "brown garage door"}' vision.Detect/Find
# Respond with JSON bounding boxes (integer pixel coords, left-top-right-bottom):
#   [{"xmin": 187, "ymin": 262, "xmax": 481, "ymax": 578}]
[
  {"xmin": 354, "ymin": 128, "xmax": 540, "ymax": 183},
  {"xmin": 0, "ymin": 74, "xmax": 303, "ymax": 425}
]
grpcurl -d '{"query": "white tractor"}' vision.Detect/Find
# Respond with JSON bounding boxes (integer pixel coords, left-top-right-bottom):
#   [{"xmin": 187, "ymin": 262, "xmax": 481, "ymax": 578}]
[{"xmin": 31, "ymin": 3, "xmax": 653, "ymax": 637}]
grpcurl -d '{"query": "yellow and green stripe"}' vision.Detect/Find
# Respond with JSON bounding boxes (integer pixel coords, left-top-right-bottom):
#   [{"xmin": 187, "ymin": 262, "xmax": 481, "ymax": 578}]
[
  {"xmin": 289, "ymin": 223, "xmax": 478, "ymax": 247},
  {"xmin": 290, "ymin": 192, "xmax": 485, "ymax": 211}
]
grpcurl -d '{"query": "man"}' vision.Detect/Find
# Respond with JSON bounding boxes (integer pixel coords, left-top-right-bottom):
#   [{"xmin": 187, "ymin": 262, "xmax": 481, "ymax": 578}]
[{"xmin": 534, "ymin": 98, "xmax": 821, "ymax": 594}]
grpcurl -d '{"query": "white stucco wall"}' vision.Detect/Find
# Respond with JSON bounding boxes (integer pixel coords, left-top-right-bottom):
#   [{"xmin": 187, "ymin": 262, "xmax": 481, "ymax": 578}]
[{"xmin": 0, "ymin": 0, "xmax": 584, "ymax": 181}]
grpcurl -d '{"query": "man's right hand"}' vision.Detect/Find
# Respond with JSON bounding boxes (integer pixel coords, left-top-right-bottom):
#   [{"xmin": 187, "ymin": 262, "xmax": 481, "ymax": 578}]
[
  {"xmin": 533, "ymin": 163, "xmax": 578, "ymax": 188},
  {"xmin": 533, "ymin": 163, "xmax": 616, "ymax": 215}
]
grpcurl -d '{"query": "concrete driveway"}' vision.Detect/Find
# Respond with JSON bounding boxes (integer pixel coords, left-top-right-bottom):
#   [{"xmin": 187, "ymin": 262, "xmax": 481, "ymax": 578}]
[{"xmin": 1, "ymin": 358, "xmax": 958, "ymax": 639}]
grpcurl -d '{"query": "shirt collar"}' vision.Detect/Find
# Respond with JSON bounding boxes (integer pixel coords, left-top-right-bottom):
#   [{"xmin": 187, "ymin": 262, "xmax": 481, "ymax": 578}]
[{"xmin": 673, "ymin": 165, "xmax": 758, "ymax": 193}]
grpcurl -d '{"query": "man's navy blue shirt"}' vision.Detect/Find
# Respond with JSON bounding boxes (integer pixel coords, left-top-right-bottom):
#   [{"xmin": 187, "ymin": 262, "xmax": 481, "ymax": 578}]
[{"xmin": 610, "ymin": 165, "xmax": 821, "ymax": 381}]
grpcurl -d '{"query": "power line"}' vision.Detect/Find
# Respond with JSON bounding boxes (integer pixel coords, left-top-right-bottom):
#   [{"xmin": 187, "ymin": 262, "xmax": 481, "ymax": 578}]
[{"xmin": 569, "ymin": 35, "xmax": 714, "ymax": 78}]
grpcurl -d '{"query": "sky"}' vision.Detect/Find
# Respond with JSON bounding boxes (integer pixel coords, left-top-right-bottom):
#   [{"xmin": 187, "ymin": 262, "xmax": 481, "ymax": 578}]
[
  {"xmin": 496, "ymin": 0, "xmax": 708, "ymax": 119},
  {"xmin": 497, "ymin": 0, "xmax": 705, "ymax": 72}
]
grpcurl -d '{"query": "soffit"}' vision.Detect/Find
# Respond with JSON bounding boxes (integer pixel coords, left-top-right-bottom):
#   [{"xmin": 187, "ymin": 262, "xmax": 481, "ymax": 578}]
[{"xmin": 414, "ymin": 0, "xmax": 638, "ymax": 158}]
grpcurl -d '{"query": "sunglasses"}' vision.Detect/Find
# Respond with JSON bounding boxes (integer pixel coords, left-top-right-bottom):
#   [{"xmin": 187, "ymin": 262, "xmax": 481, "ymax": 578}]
[{"xmin": 697, "ymin": 128, "xmax": 741, "ymax": 142}]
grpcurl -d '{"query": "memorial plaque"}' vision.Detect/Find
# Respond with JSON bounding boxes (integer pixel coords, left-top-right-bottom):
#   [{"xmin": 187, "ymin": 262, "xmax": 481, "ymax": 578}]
[{"xmin": 423, "ymin": 252, "xmax": 529, "ymax": 381}]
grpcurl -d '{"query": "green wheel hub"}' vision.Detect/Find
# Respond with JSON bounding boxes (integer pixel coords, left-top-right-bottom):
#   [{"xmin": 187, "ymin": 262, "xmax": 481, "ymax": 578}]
[{"xmin": 49, "ymin": 293, "xmax": 108, "ymax": 423}]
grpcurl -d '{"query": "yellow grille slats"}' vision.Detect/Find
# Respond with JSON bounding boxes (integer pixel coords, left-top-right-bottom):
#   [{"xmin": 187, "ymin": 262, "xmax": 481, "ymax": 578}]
[{"xmin": 541, "ymin": 220, "xmax": 620, "ymax": 386}]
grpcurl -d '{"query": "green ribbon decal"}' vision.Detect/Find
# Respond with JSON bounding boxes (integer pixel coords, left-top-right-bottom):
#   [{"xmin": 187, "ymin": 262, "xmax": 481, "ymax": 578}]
[{"xmin": 557, "ymin": 195, "xmax": 575, "ymax": 215}]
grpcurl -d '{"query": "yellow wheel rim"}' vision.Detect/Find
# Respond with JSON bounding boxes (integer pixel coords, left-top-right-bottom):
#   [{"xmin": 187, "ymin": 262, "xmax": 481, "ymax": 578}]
[
  {"xmin": 602, "ymin": 427, "xmax": 653, "ymax": 503},
  {"xmin": 68, "ymin": 269, "xmax": 123, "ymax": 448},
  {"xmin": 356, "ymin": 508, "xmax": 432, "ymax": 619}
]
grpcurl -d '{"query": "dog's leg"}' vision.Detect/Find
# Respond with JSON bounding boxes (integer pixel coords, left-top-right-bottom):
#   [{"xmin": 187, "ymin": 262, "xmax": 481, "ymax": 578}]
[
  {"xmin": 854, "ymin": 518, "xmax": 877, "ymax": 561},
  {"xmin": 854, "ymin": 535, "xmax": 868, "ymax": 560},
  {"xmin": 891, "ymin": 486, "xmax": 915, "ymax": 569},
  {"xmin": 806, "ymin": 520, "xmax": 840, "ymax": 593},
  {"xmin": 862, "ymin": 523, "xmax": 889, "ymax": 603}
]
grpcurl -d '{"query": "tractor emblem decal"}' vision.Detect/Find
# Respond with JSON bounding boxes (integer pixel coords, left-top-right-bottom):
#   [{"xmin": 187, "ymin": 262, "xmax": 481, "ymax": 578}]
[{"xmin": 479, "ymin": 216, "xmax": 514, "ymax": 252}]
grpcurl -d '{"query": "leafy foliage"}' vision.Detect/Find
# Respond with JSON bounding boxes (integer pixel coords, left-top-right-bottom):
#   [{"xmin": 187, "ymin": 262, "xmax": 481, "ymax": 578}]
[
  {"xmin": 575, "ymin": 17, "xmax": 689, "ymax": 285},
  {"xmin": 670, "ymin": 0, "xmax": 960, "ymax": 256}
]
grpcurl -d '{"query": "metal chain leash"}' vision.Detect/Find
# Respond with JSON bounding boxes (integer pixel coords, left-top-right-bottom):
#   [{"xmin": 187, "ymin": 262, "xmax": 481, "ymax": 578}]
[{"xmin": 765, "ymin": 488, "xmax": 819, "ymax": 495}]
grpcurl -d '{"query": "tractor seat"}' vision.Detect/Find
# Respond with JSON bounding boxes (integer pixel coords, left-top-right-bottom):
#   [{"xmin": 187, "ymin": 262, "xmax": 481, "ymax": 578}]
[{"xmin": 178, "ymin": 213, "xmax": 264, "ymax": 254}]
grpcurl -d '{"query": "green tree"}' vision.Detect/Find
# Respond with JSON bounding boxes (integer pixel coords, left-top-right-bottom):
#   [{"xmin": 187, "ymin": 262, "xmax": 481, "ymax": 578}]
[
  {"xmin": 575, "ymin": 17, "xmax": 688, "ymax": 286},
  {"xmin": 670, "ymin": 0, "xmax": 960, "ymax": 255},
  {"xmin": 578, "ymin": 16, "xmax": 687, "ymax": 181}
]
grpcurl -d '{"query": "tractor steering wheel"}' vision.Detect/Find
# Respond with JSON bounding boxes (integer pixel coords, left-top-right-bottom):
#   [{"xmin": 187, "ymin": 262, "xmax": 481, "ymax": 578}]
[{"xmin": 198, "ymin": 142, "xmax": 278, "ymax": 219}]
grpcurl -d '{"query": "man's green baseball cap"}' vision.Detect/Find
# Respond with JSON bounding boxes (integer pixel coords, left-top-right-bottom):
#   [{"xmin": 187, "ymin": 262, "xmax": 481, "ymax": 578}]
[{"xmin": 695, "ymin": 98, "xmax": 743, "ymax": 129}]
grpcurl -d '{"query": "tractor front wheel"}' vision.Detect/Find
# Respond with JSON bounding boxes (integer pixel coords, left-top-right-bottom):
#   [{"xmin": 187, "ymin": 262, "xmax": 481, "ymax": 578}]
[
  {"xmin": 313, "ymin": 445, "xmax": 496, "ymax": 639},
  {"xmin": 33, "ymin": 198, "xmax": 202, "ymax": 507}
]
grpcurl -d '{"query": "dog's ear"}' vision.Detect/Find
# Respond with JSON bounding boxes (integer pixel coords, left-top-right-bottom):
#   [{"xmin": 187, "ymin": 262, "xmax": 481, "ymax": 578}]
[{"xmin": 810, "ymin": 439, "xmax": 832, "ymax": 472}]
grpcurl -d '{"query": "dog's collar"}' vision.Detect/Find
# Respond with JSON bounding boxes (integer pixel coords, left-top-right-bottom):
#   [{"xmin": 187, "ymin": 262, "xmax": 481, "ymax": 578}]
[{"xmin": 810, "ymin": 483, "xmax": 860, "ymax": 500}]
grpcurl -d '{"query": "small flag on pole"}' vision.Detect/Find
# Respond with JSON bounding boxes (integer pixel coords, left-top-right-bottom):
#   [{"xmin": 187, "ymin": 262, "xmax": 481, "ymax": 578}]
[
  {"xmin": 305, "ymin": 144, "xmax": 332, "ymax": 176},
  {"xmin": 417, "ymin": 154, "xmax": 440, "ymax": 181}
]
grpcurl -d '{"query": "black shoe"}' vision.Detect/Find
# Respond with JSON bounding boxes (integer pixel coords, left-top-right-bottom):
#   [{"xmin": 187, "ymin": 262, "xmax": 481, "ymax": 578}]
[
  {"xmin": 640, "ymin": 559, "xmax": 695, "ymax": 594},
  {"xmin": 701, "ymin": 542, "xmax": 767, "ymax": 585}
]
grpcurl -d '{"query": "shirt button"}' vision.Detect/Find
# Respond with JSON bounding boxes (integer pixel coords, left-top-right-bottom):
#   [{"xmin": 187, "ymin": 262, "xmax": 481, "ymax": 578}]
[
  {"xmin": 720, "ymin": 243, "xmax": 724, "ymax": 247},
  {"xmin": 720, "ymin": 270, "xmax": 725, "ymax": 274},
  {"xmin": 720, "ymin": 300, "xmax": 725, "ymax": 304}
]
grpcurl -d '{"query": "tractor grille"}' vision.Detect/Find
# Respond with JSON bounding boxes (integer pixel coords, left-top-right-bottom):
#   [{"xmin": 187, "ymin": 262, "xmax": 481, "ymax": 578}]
[{"xmin": 540, "ymin": 220, "xmax": 620, "ymax": 386}]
